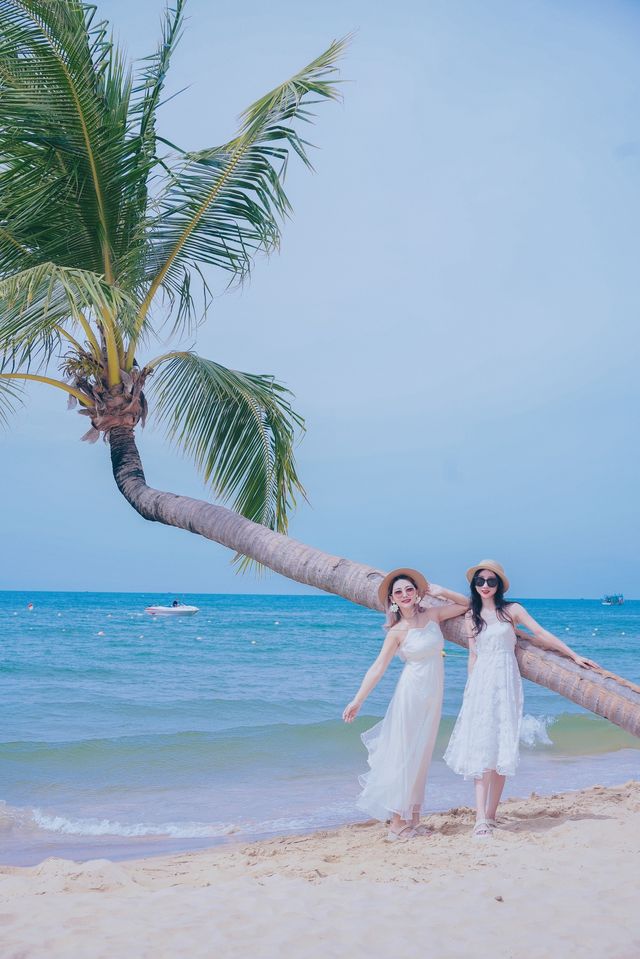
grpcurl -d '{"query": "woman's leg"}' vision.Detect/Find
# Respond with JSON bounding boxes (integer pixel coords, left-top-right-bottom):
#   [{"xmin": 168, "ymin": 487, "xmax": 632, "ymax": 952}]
[
  {"xmin": 389, "ymin": 812, "xmax": 411, "ymax": 834},
  {"xmin": 474, "ymin": 772, "xmax": 490, "ymax": 821},
  {"xmin": 473, "ymin": 772, "xmax": 492, "ymax": 836},
  {"xmin": 486, "ymin": 771, "xmax": 506, "ymax": 821}
]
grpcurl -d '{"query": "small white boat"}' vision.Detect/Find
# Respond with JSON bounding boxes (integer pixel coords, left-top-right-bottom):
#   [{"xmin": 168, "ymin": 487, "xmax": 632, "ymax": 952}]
[{"xmin": 144, "ymin": 604, "xmax": 200, "ymax": 616}]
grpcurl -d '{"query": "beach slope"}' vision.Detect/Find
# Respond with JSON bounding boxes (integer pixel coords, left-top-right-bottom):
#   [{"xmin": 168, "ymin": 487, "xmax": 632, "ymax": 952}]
[{"xmin": 1, "ymin": 782, "xmax": 639, "ymax": 959}]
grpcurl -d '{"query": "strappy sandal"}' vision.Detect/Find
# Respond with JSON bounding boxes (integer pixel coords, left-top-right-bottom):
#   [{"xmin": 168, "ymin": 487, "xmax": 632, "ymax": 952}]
[
  {"xmin": 486, "ymin": 818, "xmax": 499, "ymax": 829},
  {"xmin": 386, "ymin": 825, "xmax": 416, "ymax": 842},
  {"xmin": 412, "ymin": 824, "xmax": 434, "ymax": 836},
  {"xmin": 472, "ymin": 820, "xmax": 493, "ymax": 840}
]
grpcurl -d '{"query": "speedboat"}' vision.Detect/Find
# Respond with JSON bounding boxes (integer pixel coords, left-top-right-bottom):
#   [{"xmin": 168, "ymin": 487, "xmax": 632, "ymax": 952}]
[{"xmin": 144, "ymin": 604, "xmax": 200, "ymax": 616}]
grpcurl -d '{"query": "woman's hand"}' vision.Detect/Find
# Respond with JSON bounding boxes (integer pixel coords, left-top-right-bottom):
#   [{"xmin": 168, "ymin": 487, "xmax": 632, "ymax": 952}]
[
  {"xmin": 343, "ymin": 700, "xmax": 361, "ymax": 723},
  {"xmin": 424, "ymin": 582, "xmax": 442, "ymax": 598},
  {"xmin": 572, "ymin": 654, "xmax": 599, "ymax": 669}
]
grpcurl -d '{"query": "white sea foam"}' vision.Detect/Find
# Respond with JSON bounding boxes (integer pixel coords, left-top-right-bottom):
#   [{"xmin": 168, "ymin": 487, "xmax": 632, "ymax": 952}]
[
  {"xmin": 31, "ymin": 810, "xmax": 238, "ymax": 839},
  {"xmin": 520, "ymin": 714, "xmax": 554, "ymax": 747},
  {"xmin": 23, "ymin": 802, "xmax": 358, "ymax": 842},
  {"xmin": 29, "ymin": 807, "xmax": 358, "ymax": 841}
]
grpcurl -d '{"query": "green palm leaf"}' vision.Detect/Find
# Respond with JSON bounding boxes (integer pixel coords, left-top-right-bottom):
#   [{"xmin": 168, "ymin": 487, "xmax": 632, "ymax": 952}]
[
  {"xmin": 0, "ymin": 374, "xmax": 24, "ymax": 426},
  {"xmin": 0, "ymin": 0, "xmax": 148, "ymax": 287},
  {"xmin": 133, "ymin": 0, "xmax": 185, "ymax": 151},
  {"xmin": 0, "ymin": 0, "xmax": 118, "ymax": 275},
  {"xmin": 0, "ymin": 263, "xmax": 138, "ymax": 371},
  {"xmin": 134, "ymin": 36, "xmax": 347, "ymax": 342},
  {"xmin": 149, "ymin": 352, "xmax": 305, "ymax": 533},
  {"xmin": 117, "ymin": 1, "xmax": 186, "ymax": 296}
]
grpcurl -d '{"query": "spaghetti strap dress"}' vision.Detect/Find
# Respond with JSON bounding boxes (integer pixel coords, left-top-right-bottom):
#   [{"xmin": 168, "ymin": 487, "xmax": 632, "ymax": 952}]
[
  {"xmin": 356, "ymin": 622, "xmax": 444, "ymax": 822},
  {"xmin": 444, "ymin": 617, "xmax": 523, "ymax": 779}
]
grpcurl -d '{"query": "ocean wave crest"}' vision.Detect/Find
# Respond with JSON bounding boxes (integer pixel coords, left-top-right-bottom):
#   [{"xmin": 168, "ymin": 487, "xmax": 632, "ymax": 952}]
[{"xmin": 1, "ymin": 798, "xmax": 236, "ymax": 840}]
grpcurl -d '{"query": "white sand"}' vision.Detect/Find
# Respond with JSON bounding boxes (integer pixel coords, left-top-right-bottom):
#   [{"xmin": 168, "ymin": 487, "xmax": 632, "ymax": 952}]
[{"xmin": 1, "ymin": 782, "xmax": 639, "ymax": 959}]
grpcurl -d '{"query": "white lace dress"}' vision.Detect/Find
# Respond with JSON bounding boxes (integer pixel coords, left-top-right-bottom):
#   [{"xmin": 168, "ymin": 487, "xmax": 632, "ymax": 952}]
[
  {"xmin": 444, "ymin": 617, "xmax": 523, "ymax": 779},
  {"xmin": 356, "ymin": 622, "xmax": 444, "ymax": 822}
]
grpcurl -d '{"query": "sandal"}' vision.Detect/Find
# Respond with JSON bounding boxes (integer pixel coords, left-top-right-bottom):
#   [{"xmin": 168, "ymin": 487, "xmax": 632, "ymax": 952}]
[
  {"xmin": 412, "ymin": 824, "xmax": 434, "ymax": 836},
  {"xmin": 472, "ymin": 820, "xmax": 493, "ymax": 840},
  {"xmin": 386, "ymin": 825, "xmax": 416, "ymax": 843},
  {"xmin": 486, "ymin": 818, "xmax": 499, "ymax": 829}
]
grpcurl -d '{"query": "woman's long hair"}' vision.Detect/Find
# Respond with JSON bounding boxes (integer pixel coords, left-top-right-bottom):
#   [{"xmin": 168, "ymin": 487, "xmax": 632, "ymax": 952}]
[
  {"xmin": 383, "ymin": 574, "xmax": 420, "ymax": 630},
  {"xmin": 469, "ymin": 573, "xmax": 514, "ymax": 635}
]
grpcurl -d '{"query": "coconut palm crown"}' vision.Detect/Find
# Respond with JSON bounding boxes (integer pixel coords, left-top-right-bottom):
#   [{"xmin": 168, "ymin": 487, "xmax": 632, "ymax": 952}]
[{"xmin": 0, "ymin": 0, "xmax": 346, "ymax": 532}]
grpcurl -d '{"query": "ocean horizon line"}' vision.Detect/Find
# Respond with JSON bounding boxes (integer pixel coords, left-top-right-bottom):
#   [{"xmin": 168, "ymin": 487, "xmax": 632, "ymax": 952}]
[{"xmin": 1, "ymin": 589, "xmax": 636, "ymax": 602}]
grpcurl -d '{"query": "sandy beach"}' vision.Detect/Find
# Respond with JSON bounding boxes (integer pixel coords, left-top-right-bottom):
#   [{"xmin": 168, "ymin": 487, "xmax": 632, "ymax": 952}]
[{"xmin": 1, "ymin": 781, "xmax": 638, "ymax": 959}]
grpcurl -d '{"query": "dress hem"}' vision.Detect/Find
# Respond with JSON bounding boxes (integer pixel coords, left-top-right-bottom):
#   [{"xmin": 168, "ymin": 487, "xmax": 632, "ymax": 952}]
[{"xmin": 443, "ymin": 759, "xmax": 519, "ymax": 781}]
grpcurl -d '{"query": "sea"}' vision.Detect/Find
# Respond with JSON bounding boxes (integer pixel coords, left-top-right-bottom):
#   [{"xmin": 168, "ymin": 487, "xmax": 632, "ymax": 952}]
[{"xmin": 1, "ymin": 592, "xmax": 638, "ymax": 866}]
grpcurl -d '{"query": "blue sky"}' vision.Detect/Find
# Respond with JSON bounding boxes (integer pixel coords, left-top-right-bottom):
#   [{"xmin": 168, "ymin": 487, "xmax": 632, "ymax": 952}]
[{"xmin": 2, "ymin": 0, "xmax": 639, "ymax": 598}]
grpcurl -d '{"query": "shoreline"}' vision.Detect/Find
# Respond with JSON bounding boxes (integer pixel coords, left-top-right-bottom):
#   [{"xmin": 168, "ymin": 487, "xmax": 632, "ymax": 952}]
[
  {"xmin": 3, "ymin": 741, "xmax": 639, "ymax": 868},
  {"xmin": 2, "ymin": 781, "xmax": 639, "ymax": 958}
]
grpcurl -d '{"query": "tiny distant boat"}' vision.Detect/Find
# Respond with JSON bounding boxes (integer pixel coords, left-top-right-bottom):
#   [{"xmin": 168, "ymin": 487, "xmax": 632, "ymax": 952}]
[
  {"xmin": 601, "ymin": 594, "xmax": 624, "ymax": 606},
  {"xmin": 144, "ymin": 603, "xmax": 199, "ymax": 616}
]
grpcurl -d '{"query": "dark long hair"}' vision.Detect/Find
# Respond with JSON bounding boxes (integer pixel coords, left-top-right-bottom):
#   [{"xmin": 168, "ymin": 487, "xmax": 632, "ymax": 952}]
[
  {"xmin": 384, "ymin": 574, "xmax": 419, "ymax": 630},
  {"xmin": 469, "ymin": 572, "xmax": 514, "ymax": 635}
]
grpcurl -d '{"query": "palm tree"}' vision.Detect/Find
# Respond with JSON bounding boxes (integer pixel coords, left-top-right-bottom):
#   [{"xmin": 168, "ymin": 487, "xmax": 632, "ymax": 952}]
[
  {"xmin": 0, "ymin": 0, "xmax": 339, "ymax": 534},
  {"xmin": 1, "ymin": 1, "xmax": 639, "ymax": 737}
]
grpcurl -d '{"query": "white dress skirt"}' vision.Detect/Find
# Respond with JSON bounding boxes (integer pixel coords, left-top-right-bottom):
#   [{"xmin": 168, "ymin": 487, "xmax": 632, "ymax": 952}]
[
  {"xmin": 356, "ymin": 622, "xmax": 444, "ymax": 822},
  {"xmin": 444, "ymin": 617, "xmax": 523, "ymax": 779}
]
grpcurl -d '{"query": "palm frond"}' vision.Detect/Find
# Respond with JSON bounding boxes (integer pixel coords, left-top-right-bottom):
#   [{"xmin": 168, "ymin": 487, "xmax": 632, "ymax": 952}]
[
  {"xmin": 133, "ymin": 36, "xmax": 348, "ymax": 343},
  {"xmin": 0, "ymin": 263, "xmax": 139, "ymax": 371},
  {"xmin": 115, "ymin": 1, "xmax": 186, "ymax": 298},
  {"xmin": 149, "ymin": 352, "xmax": 305, "ymax": 532},
  {"xmin": 0, "ymin": 0, "xmax": 147, "ymax": 285},
  {"xmin": 0, "ymin": 374, "xmax": 24, "ymax": 426},
  {"xmin": 133, "ymin": 0, "xmax": 186, "ymax": 151}
]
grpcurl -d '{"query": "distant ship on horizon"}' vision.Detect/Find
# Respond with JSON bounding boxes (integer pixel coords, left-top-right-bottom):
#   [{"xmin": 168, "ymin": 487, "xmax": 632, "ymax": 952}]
[{"xmin": 601, "ymin": 593, "xmax": 624, "ymax": 606}]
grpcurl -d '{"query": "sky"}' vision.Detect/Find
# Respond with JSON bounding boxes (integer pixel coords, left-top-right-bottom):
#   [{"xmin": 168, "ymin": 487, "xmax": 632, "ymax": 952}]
[{"xmin": 1, "ymin": 0, "xmax": 639, "ymax": 598}]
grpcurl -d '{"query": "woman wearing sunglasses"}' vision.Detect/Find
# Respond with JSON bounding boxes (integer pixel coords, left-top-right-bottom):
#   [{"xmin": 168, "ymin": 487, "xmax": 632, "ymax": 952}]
[
  {"xmin": 444, "ymin": 560, "xmax": 598, "ymax": 839},
  {"xmin": 343, "ymin": 568, "xmax": 468, "ymax": 841}
]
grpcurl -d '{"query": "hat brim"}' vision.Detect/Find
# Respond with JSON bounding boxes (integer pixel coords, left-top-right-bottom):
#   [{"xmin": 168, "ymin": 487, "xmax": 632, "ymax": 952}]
[
  {"xmin": 377, "ymin": 568, "xmax": 429, "ymax": 607},
  {"xmin": 466, "ymin": 561, "xmax": 510, "ymax": 593}
]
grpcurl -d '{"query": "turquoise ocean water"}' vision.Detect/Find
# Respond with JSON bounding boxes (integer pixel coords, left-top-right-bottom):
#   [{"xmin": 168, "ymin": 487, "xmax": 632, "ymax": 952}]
[{"xmin": 1, "ymin": 592, "xmax": 638, "ymax": 865}]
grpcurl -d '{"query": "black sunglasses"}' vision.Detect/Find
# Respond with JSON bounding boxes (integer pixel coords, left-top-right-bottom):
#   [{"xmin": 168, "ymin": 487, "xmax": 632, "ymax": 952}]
[{"xmin": 475, "ymin": 576, "xmax": 498, "ymax": 588}]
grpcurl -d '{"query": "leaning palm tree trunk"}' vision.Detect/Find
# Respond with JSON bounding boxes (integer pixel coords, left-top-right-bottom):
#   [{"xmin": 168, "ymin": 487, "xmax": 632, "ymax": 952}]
[{"xmin": 111, "ymin": 426, "xmax": 640, "ymax": 738}]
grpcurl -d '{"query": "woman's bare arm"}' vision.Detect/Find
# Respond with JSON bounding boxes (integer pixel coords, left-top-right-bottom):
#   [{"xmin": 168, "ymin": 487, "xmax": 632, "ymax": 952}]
[
  {"xmin": 512, "ymin": 603, "xmax": 598, "ymax": 668},
  {"xmin": 437, "ymin": 602, "xmax": 470, "ymax": 624},
  {"xmin": 426, "ymin": 583, "xmax": 470, "ymax": 607},
  {"xmin": 343, "ymin": 628, "xmax": 403, "ymax": 722}
]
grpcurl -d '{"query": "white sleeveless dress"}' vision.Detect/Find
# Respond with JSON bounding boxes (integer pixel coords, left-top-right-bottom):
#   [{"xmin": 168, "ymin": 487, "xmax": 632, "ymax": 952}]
[
  {"xmin": 444, "ymin": 616, "xmax": 523, "ymax": 779},
  {"xmin": 356, "ymin": 622, "xmax": 444, "ymax": 822}
]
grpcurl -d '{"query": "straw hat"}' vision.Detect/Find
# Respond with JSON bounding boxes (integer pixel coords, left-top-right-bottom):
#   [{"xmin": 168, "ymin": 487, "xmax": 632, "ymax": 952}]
[
  {"xmin": 377, "ymin": 567, "xmax": 429, "ymax": 607},
  {"xmin": 465, "ymin": 559, "xmax": 510, "ymax": 593}
]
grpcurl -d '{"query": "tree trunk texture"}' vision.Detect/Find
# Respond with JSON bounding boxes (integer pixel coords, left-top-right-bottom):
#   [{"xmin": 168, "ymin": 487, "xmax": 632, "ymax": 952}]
[{"xmin": 110, "ymin": 426, "xmax": 640, "ymax": 738}]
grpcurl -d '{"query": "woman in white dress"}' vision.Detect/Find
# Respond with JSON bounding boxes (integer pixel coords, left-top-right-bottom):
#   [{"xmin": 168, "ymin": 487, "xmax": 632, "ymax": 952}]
[
  {"xmin": 343, "ymin": 568, "xmax": 468, "ymax": 841},
  {"xmin": 444, "ymin": 560, "xmax": 598, "ymax": 839}
]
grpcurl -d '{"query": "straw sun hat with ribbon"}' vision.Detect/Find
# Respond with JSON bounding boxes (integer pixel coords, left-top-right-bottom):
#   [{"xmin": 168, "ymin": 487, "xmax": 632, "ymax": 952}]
[
  {"xmin": 377, "ymin": 568, "xmax": 429, "ymax": 608},
  {"xmin": 465, "ymin": 559, "xmax": 510, "ymax": 593}
]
